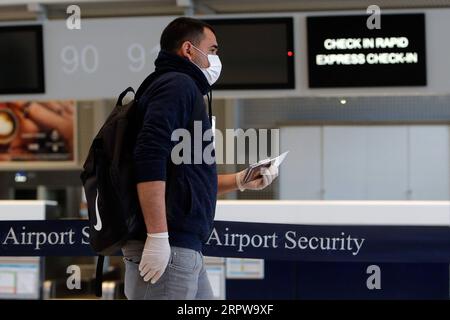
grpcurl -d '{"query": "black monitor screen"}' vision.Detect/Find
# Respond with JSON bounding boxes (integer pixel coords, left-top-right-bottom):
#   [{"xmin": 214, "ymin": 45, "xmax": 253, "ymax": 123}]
[
  {"xmin": 307, "ymin": 14, "xmax": 426, "ymax": 88},
  {"xmin": 0, "ymin": 25, "xmax": 45, "ymax": 94},
  {"xmin": 203, "ymin": 18, "xmax": 295, "ymax": 90}
]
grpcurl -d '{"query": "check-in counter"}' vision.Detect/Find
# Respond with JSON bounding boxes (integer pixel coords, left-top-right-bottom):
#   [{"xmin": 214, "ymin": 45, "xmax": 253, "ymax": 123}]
[
  {"xmin": 0, "ymin": 200, "xmax": 56, "ymax": 300},
  {"xmin": 209, "ymin": 200, "xmax": 450, "ymax": 300},
  {"xmin": 1, "ymin": 200, "xmax": 450, "ymax": 299},
  {"xmin": 215, "ymin": 200, "xmax": 450, "ymax": 226}
]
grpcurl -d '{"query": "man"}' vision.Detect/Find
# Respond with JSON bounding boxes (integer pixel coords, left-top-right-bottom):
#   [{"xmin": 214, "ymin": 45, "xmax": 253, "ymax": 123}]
[{"xmin": 122, "ymin": 17, "xmax": 278, "ymax": 300}]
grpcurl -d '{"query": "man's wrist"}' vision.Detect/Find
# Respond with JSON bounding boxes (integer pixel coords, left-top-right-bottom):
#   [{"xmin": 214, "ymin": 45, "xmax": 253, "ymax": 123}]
[
  {"xmin": 146, "ymin": 224, "xmax": 168, "ymax": 234},
  {"xmin": 147, "ymin": 232, "xmax": 169, "ymax": 238}
]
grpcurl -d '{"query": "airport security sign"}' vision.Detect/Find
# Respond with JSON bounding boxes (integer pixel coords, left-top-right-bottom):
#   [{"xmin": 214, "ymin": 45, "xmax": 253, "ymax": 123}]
[
  {"xmin": 307, "ymin": 14, "xmax": 427, "ymax": 87},
  {"xmin": 2, "ymin": 220, "xmax": 450, "ymax": 262}
]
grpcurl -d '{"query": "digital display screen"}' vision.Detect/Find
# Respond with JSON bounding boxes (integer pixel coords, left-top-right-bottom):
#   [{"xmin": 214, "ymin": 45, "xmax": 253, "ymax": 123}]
[
  {"xmin": 0, "ymin": 257, "xmax": 41, "ymax": 300},
  {"xmin": 204, "ymin": 18, "xmax": 295, "ymax": 89},
  {"xmin": 0, "ymin": 25, "xmax": 45, "ymax": 94},
  {"xmin": 307, "ymin": 14, "xmax": 427, "ymax": 87}
]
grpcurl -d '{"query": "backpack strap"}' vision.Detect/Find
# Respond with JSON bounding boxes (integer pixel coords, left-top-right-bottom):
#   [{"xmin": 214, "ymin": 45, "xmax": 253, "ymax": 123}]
[
  {"xmin": 116, "ymin": 87, "xmax": 135, "ymax": 107},
  {"xmin": 95, "ymin": 255, "xmax": 105, "ymax": 297}
]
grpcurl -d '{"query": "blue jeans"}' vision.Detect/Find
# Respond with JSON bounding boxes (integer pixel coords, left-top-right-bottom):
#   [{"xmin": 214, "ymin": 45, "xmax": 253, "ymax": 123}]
[{"xmin": 122, "ymin": 243, "xmax": 214, "ymax": 300}]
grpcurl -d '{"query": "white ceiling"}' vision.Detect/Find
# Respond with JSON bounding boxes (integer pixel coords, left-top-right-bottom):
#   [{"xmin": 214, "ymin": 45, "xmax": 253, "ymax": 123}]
[{"xmin": 1, "ymin": 0, "xmax": 450, "ymax": 21}]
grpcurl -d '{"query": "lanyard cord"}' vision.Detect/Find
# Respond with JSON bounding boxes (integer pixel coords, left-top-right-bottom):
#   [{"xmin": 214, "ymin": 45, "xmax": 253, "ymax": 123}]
[{"xmin": 207, "ymin": 90, "xmax": 213, "ymax": 125}]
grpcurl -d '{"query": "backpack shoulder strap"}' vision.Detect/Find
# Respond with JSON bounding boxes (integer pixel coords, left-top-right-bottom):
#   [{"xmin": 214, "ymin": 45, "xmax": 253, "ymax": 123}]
[
  {"xmin": 116, "ymin": 87, "xmax": 135, "ymax": 106},
  {"xmin": 95, "ymin": 255, "xmax": 105, "ymax": 297}
]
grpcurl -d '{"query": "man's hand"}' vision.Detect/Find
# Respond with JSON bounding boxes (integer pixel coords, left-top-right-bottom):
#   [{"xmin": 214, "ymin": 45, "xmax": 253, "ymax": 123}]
[
  {"xmin": 139, "ymin": 232, "xmax": 171, "ymax": 284},
  {"xmin": 136, "ymin": 181, "xmax": 168, "ymax": 283},
  {"xmin": 236, "ymin": 165, "xmax": 279, "ymax": 191}
]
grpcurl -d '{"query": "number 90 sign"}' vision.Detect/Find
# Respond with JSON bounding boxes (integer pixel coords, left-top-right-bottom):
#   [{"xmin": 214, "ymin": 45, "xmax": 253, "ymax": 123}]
[{"xmin": 60, "ymin": 43, "xmax": 159, "ymax": 74}]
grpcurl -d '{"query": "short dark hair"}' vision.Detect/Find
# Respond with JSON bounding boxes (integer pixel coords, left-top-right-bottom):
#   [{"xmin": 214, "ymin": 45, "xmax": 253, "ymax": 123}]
[{"xmin": 160, "ymin": 17, "xmax": 215, "ymax": 53}]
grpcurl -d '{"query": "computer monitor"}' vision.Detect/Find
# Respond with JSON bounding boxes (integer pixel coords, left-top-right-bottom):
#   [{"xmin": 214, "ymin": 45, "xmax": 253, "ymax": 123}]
[
  {"xmin": 307, "ymin": 14, "xmax": 426, "ymax": 87},
  {"xmin": 0, "ymin": 25, "xmax": 45, "ymax": 94},
  {"xmin": 0, "ymin": 257, "xmax": 41, "ymax": 299},
  {"xmin": 203, "ymin": 17, "xmax": 295, "ymax": 90}
]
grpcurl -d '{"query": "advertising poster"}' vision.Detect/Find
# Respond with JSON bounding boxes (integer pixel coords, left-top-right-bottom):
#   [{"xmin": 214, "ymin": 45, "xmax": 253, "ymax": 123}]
[{"xmin": 0, "ymin": 101, "xmax": 76, "ymax": 162}]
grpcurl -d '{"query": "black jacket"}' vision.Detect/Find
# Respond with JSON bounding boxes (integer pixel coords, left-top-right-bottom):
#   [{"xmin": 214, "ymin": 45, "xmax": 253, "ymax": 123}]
[{"xmin": 133, "ymin": 50, "xmax": 218, "ymax": 252}]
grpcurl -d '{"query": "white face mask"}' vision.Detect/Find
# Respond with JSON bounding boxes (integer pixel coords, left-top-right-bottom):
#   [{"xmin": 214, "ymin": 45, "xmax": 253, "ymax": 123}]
[{"xmin": 191, "ymin": 45, "xmax": 222, "ymax": 85}]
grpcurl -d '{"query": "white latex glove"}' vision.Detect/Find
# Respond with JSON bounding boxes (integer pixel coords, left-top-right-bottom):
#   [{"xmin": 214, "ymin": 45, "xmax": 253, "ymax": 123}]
[
  {"xmin": 236, "ymin": 164, "xmax": 279, "ymax": 191},
  {"xmin": 139, "ymin": 232, "xmax": 171, "ymax": 284}
]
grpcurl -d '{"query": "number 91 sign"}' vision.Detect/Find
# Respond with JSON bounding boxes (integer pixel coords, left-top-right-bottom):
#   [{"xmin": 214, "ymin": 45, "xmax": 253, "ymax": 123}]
[{"xmin": 60, "ymin": 43, "xmax": 160, "ymax": 75}]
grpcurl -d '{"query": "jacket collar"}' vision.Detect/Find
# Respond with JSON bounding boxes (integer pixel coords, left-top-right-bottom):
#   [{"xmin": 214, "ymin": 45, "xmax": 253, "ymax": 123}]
[{"xmin": 154, "ymin": 50, "xmax": 210, "ymax": 95}]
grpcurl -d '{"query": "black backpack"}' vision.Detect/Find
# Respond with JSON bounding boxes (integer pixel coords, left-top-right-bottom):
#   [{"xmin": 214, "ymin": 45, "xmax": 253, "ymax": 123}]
[{"xmin": 80, "ymin": 86, "xmax": 147, "ymax": 297}]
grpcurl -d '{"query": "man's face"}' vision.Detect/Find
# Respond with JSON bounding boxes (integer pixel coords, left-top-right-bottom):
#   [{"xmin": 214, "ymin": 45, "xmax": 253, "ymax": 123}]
[{"xmin": 182, "ymin": 27, "xmax": 218, "ymax": 68}]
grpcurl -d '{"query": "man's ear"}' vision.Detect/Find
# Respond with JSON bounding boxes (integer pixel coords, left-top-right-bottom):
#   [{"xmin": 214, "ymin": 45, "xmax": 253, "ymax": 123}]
[{"xmin": 179, "ymin": 41, "xmax": 193, "ymax": 60}]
